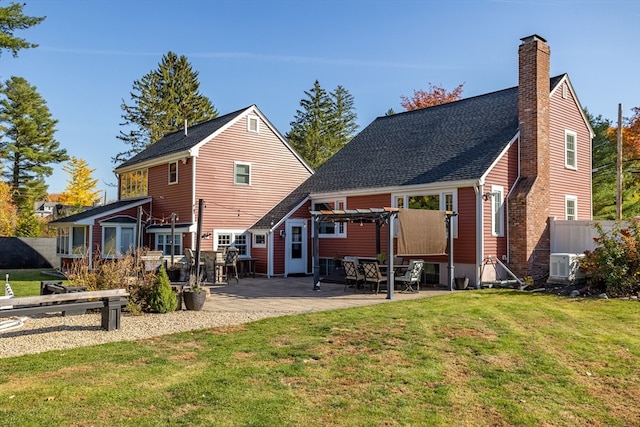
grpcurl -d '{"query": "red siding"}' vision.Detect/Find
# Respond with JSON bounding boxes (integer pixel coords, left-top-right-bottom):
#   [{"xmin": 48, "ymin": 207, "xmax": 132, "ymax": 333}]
[
  {"xmin": 549, "ymin": 82, "xmax": 592, "ymax": 220},
  {"xmin": 483, "ymin": 142, "xmax": 519, "ymax": 259},
  {"xmin": 194, "ymin": 114, "xmax": 311, "ymax": 235}
]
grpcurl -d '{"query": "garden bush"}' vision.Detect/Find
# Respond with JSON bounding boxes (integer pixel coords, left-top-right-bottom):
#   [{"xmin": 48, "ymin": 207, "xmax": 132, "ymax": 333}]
[
  {"xmin": 65, "ymin": 249, "xmax": 157, "ymax": 314},
  {"xmin": 148, "ymin": 265, "xmax": 178, "ymax": 313},
  {"xmin": 581, "ymin": 220, "xmax": 640, "ymax": 297}
]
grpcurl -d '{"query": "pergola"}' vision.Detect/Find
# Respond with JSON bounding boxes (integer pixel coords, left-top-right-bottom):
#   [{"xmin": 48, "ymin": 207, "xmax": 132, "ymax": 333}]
[
  {"xmin": 310, "ymin": 207, "xmax": 399, "ymax": 299},
  {"xmin": 310, "ymin": 207, "xmax": 458, "ymax": 298}
]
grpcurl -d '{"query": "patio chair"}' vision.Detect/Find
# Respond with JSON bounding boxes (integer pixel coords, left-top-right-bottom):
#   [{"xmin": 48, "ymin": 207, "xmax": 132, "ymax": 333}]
[
  {"xmin": 343, "ymin": 259, "xmax": 365, "ymax": 291},
  {"xmin": 395, "ymin": 259, "xmax": 424, "ymax": 293},
  {"xmin": 361, "ymin": 261, "xmax": 387, "ymax": 294},
  {"xmin": 183, "ymin": 248, "xmax": 204, "ymax": 281},
  {"xmin": 224, "ymin": 247, "xmax": 239, "ymax": 283}
]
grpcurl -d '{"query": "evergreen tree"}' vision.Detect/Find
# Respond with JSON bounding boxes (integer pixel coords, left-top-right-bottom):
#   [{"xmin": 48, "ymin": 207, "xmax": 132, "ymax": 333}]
[
  {"xmin": 114, "ymin": 51, "xmax": 218, "ymax": 163},
  {"xmin": 14, "ymin": 209, "xmax": 40, "ymax": 237},
  {"xmin": 287, "ymin": 80, "xmax": 358, "ymax": 169},
  {"xmin": 0, "ymin": 76, "xmax": 68, "ymax": 209},
  {"xmin": 0, "ymin": 1, "xmax": 45, "ymax": 58}
]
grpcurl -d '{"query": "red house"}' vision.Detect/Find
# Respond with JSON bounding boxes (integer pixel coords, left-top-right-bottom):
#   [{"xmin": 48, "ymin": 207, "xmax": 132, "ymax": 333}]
[
  {"xmin": 250, "ymin": 35, "xmax": 593, "ymax": 287},
  {"xmin": 50, "ymin": 105, "xmax": 313, "ymax": 271}
]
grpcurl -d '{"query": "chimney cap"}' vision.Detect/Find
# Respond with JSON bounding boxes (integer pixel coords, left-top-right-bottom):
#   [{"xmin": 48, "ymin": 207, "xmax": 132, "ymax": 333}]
[{"xmin": 520, "ymin": 34, "xmax": 547, "ymax": 44}]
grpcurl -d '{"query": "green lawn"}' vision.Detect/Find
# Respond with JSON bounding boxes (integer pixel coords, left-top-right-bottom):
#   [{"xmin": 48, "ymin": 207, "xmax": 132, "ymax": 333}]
[
  {"xmin": 1, "ymin": 269, "xmax": 67, "ymax": 297},
  {"xmin": 0, "ymin": 290, "xmax": 638, "ymax": 426}
]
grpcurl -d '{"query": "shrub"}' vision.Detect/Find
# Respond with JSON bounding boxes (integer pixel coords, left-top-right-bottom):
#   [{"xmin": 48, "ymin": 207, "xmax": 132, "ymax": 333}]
[
  {"xmin": 65, "ymin": 249, "xmax": 158, "ymax": 314},
  {"xmin": 148, "ymin": 265, "xmax": 178, "ymax": 313},
  {"xmin": 581, "ymin": 220, "xmax": 640, "ymax": 297}
]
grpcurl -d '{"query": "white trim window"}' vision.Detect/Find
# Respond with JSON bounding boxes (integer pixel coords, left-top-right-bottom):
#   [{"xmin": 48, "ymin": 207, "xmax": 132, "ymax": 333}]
[
  {"xmin": 247, "ymin": 115, "xmax": 260, "ymax": 133},
  {"xmin": 235, "ymin": 162, "xmax": 251, "ymax": 185},
  {"xmin": 156, "ymin": 233, "xmax": 182, "ymax": 256},
  {"xmin": 491, "ymin": 185, "xmax": 505, "ymax": 237},
  {"xmin": 168, "ymin": 161, "xmax": 178, "ymax": 185},
  {"xmin": 565, "ymin": 195, "xmax": 578, "ymax": 220},
  {"xmin": 253, "ymin": 233, "xmax": 266, "ymax": 248},
  {"xmin": 215, "ymin": 230, "xmax": 249, "ymax": 256},
  {"xmin": 565, "ymin": 130, "xmax": 577, "ymax": 170},
  {"xmin": 313, "ymin": 199, "xmax": 346, "ymax": 238},
  {"xmin": 101, "ymin": 222, "xmax": 136, "ymax": 258},
  {"xmin": 56, "ymin": 226, "xmax": 87, "ymax": 256}
]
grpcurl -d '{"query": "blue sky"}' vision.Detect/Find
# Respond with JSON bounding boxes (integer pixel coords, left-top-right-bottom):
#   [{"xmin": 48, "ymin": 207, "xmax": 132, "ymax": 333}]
[{"xmin": 2, "ymin": 0, "xmax": 639, "ymax": 201}]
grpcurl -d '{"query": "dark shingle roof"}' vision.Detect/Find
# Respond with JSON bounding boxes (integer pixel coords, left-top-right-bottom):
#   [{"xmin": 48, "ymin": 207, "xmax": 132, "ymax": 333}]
[
  {"xmin": 116, "ymin": 107, "xmax": 251, "ymax": 169},
  {"xmin": 49, "ymin": 197, "xmax": 151, "ymax": 225},
  {"xmin": 251, "ymin": 76, "xmax": 565, "ymax": 230}
]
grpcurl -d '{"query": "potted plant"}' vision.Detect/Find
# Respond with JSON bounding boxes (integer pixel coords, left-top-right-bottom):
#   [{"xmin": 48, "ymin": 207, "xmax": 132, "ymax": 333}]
[
  {"xmin": 166, "ymin": 263, "xmax": 182, "ymax": 282},
  {"xmin": 454, "ymin": 275, "xmax": 469, "ymax": 290},
  {"xmin": 183, "ymin": 277, "xmax": 206, "ymax": 311},
  {"xmin": 376, "ymin": 253, "xmax": 387, "ymax": 264}
]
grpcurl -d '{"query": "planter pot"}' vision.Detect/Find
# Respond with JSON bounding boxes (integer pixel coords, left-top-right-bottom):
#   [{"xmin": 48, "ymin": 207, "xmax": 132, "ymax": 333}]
[
  {"xmin": 167, "ymin": 269, "xmax": 181, "ymax": 282},
  {"xmin": 454, "ymin": 277, "xmax": 469, "ymax": 290},
  {"xmin": 183, "ymin": 289, "xmax": 206, "ymax": 311}
]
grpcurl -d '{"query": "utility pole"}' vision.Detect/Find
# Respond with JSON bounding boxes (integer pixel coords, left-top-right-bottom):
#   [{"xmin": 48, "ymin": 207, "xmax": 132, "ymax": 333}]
[{"xmin": 617, "ymin": 103, "xmax": 623, "ymax": 220}]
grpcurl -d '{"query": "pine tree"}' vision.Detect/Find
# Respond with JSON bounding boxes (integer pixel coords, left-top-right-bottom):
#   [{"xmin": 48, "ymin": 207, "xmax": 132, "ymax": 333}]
[
  {"xmin": 114, "ymin": 51, "xmax": 218, "ymax": 163},
  {"xmin": 287, "ymin": 80, "xmax": 358, "ymax": 169},
  {"xmin": 58, "ymin": 157, "xmax": 101, "ymax": 208},
  {"xmin": 0, "ymin": 2, "xmax": 45, "ymax": 57},
  {"xmin": 0, "ymin": 76, "xmax": 68, "ymax": 209}
]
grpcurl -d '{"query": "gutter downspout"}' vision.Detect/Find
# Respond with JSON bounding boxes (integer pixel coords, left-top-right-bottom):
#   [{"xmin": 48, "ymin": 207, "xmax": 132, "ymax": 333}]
[
  {"xmin": 88, "ymin": 225, "xmax": 93, "ymax": 270},
  {"xmin": 474, "ymin": 181, "xmax": 484, "ymax": 288}
]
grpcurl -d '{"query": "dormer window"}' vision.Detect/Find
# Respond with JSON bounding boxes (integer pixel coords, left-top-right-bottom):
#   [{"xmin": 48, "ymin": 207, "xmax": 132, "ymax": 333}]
[
  {"xmin": 168, "ymin": 161, "xmax": 178, "ymax": 184},
  {"xmin": 248, "ymin": 115, "xmax": 259, "ymax": 133}
]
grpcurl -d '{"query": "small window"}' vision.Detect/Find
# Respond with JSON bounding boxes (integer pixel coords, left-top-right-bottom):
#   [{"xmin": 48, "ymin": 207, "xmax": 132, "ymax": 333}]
[
  {"xmin": 565, "ymin": 196, "xmax": 577, "ymax": 220},
  {"xmin": 156, "ymin": 233, "xmax": 182, "ymax": 256},
  {"xmin": 216, "ymin": 231, "xmax": 249, "ymax": 256},
  {"xmin": 562, "ymin": 83, "xmax": 568, "ymax": 99},
  {"xmin": 235, "ymin": 162, "xmax": 251, "ymax": 185},
  {"xmin": 253, "ymin": 233, "xmax": 266, "ymax": 248},
  {"xmin": 168, "ymin": 161, "xmax": 178, "ymax": 184},
  {"xmin": 248, "ymin": 115, "xmax": 259, "ymax": 133},
  {"xmin": 565, "ymin": 130, "xmax": 577, "ymax": 169},
  {"xmin": 491, "ymin": 186, "xmax": 504, "ymax": 237}
]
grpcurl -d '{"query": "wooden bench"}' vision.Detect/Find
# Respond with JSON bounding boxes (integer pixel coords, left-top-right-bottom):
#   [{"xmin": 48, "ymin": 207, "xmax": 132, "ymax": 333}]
[{"xmin": 0, "ymin": 289, "xmax": 129, "ymax": 331}]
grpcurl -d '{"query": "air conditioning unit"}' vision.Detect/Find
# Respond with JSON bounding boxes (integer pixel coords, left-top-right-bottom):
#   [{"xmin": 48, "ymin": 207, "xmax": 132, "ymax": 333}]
[{"xmin": 549, "ymin": 253, "xmax": 585, "ymax": 283}]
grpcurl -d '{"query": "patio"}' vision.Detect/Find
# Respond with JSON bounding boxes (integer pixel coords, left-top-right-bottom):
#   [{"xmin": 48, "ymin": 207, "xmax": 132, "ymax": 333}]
[{"xmin": 201, "ymin": 275, "xmax": 451, "ymax": 314}]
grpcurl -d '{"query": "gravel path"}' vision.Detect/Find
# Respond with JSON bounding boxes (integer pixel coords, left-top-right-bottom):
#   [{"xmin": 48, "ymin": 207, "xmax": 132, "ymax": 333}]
[{"xmin": 0, "ymin": 310, "xmax": 296, "ymax": 359}]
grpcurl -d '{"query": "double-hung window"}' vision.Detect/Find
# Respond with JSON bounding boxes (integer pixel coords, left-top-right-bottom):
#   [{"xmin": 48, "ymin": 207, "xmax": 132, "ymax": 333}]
[
  {"xmin": 235, "ymin": 162, "xmax": 251, "ymax": 185},
  {"xmin": 215, "ymin": 231, "xmax": 249, "ymax": 256},
  {"xmin": 491, "ymin": 186, "xmax": 504, "ymax": 237},
  {"xmin": 565, "ymin": 130, "xmax": 577, "ymax": 169},
  {"xmin": 565, "ymin": 196, "xmax": 577, "ymax": 220},
  {"xmin": 168, "ymin": 161, "xmax": 178, "ymax": 184},
  {"xmin": 156, "ymin": 233, "xmax": 182, "ymax": 256}
]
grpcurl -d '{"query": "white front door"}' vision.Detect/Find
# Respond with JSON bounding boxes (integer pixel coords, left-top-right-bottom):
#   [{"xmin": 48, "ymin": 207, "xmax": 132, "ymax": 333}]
[{"xmin": 285, "ymin": 220, "xmax": 307, "ymax": 275}]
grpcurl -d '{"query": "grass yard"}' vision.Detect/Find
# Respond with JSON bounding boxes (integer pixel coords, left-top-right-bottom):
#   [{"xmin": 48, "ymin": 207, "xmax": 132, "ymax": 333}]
[
  {"xmin": 0, "ymin": 290, "xmax": 638, "ymax": 426},
  {"xmin": 1, "ymin": 269, "xmax": 67, "ymax": 297}
]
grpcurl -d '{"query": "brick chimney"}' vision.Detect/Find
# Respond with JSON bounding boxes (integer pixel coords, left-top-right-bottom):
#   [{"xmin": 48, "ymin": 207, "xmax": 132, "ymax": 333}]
[{"xmin": 508, "ymin": 35, "xmax": 551, "ymax": 279}]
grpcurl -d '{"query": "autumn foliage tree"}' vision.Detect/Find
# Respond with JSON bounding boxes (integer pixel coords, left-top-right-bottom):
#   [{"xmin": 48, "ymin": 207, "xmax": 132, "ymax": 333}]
[
  {"xmin": 58, "ymin": 157, "xmax": 101, "ymax": 208},
  {"xmin": 400, "ymin": 82, "xmax": 464, "ymax": 111},
  {"xmin": 0, "ymin": 181, "xmax": 17, "ymax": 236}
]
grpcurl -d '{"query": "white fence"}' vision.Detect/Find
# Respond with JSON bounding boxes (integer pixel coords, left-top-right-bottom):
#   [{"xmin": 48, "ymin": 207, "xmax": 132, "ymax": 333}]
[{"xmin": 549, "ymin": 219, "xmax": 620, "ymax": 255}]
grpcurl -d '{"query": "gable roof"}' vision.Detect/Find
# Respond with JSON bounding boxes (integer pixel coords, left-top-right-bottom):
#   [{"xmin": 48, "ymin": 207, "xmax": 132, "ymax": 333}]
[
  {"xmin": 48, "ymin": 197, "xmax": 151, "ymax": 226},
  {"xmin": 251, "ymin": 75, "xmax": 565, "ymax": 230},
  {"xmin": 115, "ymin": 107, "xmax": 248, "ymax": 170}
]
